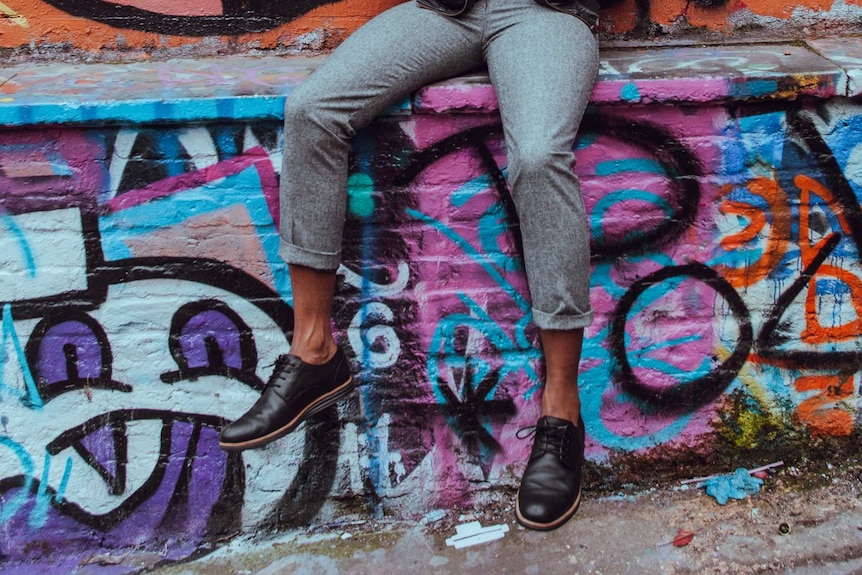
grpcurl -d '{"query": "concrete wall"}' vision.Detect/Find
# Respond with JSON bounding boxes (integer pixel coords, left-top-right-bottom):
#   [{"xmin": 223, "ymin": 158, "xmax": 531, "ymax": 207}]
[
  {"xmin": 1, "ymin": 33, "xmax": 861, "ymax": 575},
  {"xmin": 1, "ymin": 0, "xmax": 861, "ymax": 56}
]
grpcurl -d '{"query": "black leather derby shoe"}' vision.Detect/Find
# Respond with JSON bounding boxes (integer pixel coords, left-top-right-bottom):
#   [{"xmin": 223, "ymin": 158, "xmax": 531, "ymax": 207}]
[
  {"xmin": 219, "ymin": 347, "xmax": 353, "ymax": 451},
  {"xmin": 515, "ymin": 415, "xmax": 584, "ymax": 531}
]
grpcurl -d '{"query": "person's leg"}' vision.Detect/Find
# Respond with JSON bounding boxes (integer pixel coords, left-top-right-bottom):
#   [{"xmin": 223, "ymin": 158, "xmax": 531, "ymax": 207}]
[
  {"xmin": 483, "ymin": 0, "xmax": 599, "ymax": 529},
  {"xmin": 220, "ymin": 2, "xmax": 486, "ymax": 451},
  {"xmin": 288, "ymin": 264, "xmax": 340, "ymax": 365},
  {"xmin": 279, "ymin": 2, "xmax": 486, "ymax": 367},
  {"xmin": 485, "ymin": 0, "xmax": 598, "ymax": 419},
  {"xmin": 538, "ymin": 328, "xmax": 584, "ymax": 425}
]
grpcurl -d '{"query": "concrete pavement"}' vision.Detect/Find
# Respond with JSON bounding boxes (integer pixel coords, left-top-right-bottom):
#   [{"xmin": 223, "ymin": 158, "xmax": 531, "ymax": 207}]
[{"xmin": 142, "ymin": 459, "xmax": 862, "ymax": 575}]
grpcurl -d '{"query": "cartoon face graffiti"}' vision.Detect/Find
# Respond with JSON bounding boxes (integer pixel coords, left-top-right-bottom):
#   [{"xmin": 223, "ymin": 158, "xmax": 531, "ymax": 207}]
[{"xmin": 0, "ymin": 206, "xmax": 341, "ymax": 572}]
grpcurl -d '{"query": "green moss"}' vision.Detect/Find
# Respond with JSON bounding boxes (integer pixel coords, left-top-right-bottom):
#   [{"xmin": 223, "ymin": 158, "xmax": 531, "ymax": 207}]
[{"xmin": 714, "ymin": 389, "xmax": 789, "ymax": 450}]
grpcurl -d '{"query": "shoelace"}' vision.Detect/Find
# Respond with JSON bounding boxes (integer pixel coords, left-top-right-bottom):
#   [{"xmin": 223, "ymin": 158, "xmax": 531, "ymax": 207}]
[
  {"xmin": 264, "ymin": 355, "xmax": 299, "ymax": 389},
  {"xmin": 516, "ymin": 423, "xmax": 568, "ymax": 456}
]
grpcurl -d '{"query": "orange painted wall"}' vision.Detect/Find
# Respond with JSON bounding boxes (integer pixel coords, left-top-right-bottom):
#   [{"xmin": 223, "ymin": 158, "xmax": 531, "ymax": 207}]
[
  {"xmin": 0, "ymin": 0, "xmax": 402, "ymax": 52},
  {"xmin": 603, "ymin": 0, "xmax": 851, "ymax": 35},
  {"xmin": 0, "ymin": 0, "xmax": 859, "ymax": 54}
]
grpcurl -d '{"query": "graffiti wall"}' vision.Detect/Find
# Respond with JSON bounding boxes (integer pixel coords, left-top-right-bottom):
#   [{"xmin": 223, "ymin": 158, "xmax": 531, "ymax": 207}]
[
  {"xmin": 1, "ymin": 0, "xmax": 861, "ymax": 54},
  {"xmin": 2, "ymin": 68, "xmax": 862, "ymax": 569}
]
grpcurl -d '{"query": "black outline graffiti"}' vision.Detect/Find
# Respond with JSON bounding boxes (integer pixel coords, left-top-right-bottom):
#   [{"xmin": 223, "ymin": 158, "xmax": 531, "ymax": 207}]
[
  {"xmin": 608, "ymin": 104, "xmax": 862, "ymax": 412},
  {"xmin": 161, "ymin": 299, "xmax": 263, "ymax": 390},
  {"xmin": 1, "ymin": 203, "xmax": 344, "ymax": 559},
  {"xmin": 25, "ymin": 310, "xmax": 132, "ymax": 404},
  {"xmin": 383, "ymin": 123, "xmax": 523, "ymax": 471},
  {"xmin": 610, "ymin": 262, "xmax": 753, "ymax": 409},
  {"xmin": 390, "ymin": 116, "xmax": 704, "ymax": 262},
  {"xmin": 381, "ymin": 113, "xmax": 707, "ymax": 454},
  {"xmin": 39, "ymin": 0, "xmax": 340, "ymax": 36},
  {"xmin": 31, "ymin": 0, "xmax": 734, "ymax": 38},
  {"xmin": 376, "ymin": 112, "xmax": 708, "ymax": 470},
  {"xmin": 755, "ymin": 107, "xmax": 862, "ymax": 370},
  {"xmin": 5, "ymin": 95, "xmax": 861, "ymax": 568},
  {"xmin": 436, "ymin": 362, "xmax": 517, "ymax": 470},
  {"xmin": 5, "ymin": 210, "xmax": 109, "ymax": 319},
  {"xmin": 384, "ymin": 104, "xmax": 862, "ymax": 418},
  {"xmin": 579, "ymin": 114, "xmax": 703, "ymax": 261},
  {"xmin": 257, "ymin": 407, "xmax": 343, "ymax": 530},
  {"xmin": 37, "ymin": 410, "xmax": 237, "ymax": 532}
]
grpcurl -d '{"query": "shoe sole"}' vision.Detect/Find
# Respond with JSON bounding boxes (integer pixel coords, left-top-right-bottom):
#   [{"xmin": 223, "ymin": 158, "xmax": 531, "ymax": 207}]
[
  {"xmin": 514, "ymin": 488, "xmax": 582, "ymax": 531},
  {"xmin": 219, "ymin": 376, "xmax": 354, "ymax": 452}
]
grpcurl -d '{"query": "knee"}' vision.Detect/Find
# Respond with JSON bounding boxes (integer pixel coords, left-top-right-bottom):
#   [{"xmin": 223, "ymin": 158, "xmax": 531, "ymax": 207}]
[
  {"xmin": 509, "ymin": 140, "xmax": 573, "ymax": 181},
  {"xmin": 284, "ymin": 87, "xmax": 322, "ymax": 130},
  {"xmin": 284, "ymin": 85, "xmax": 348, "ymax": 140}
]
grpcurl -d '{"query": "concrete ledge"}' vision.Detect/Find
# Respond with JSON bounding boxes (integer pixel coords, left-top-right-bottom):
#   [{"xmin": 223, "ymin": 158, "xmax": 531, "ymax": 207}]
[
  {"xmin": 1, "ymin": 37, "xmax": 861, "ymax": 127},
  {"xmin": 416, "ymin": 40, "xmax": 859, "ymax": 112}
]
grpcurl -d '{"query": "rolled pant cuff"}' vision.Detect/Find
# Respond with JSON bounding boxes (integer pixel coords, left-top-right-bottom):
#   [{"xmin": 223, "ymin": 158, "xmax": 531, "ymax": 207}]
[
  {"xmin": 278, "ymin": 239, "xmax": 342, "ymax": 271},
  {"xmin": 531, "ymin": 307, "xmax": 594, "ymax": 331}
]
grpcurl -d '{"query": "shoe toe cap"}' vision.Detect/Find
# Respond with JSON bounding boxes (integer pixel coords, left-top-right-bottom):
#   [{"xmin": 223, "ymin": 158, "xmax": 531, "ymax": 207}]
[
  {"xmin": 519, "ymin": 493, "xmax": 568, "ymax": 524},
  {"xmin": 219, "ymin": 418, "xmax": 259, "ymax": 444}
]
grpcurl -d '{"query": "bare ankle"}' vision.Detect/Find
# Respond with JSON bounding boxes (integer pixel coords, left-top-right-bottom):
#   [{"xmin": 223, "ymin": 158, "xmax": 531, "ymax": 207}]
[
  {"xmin": 541, "ymin": 407, "xmax": 581, "ymax": 427},
  {"xmin": 289, "ymin": 340, "xmax": 338, "ymax": 365},
  {"xmin": 541, "ymin": 386, "xmax": 581, "ymax": 426}
]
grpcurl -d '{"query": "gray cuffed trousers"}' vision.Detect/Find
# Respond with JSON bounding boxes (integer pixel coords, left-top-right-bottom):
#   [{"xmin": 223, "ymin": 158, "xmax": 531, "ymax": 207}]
[{"xmin": 279, "ymin": 0, "xmax": 599, "ymax": 330}]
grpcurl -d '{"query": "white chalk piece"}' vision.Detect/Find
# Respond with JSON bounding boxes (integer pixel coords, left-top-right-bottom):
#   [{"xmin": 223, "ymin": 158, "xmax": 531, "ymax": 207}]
[
  {"xmin": 445, "ymin": 521, "xmax": 509, "ymax": 549},
  {"xmin": 421, "ymin": 509, "xmax": 447, "ymax": 524}
]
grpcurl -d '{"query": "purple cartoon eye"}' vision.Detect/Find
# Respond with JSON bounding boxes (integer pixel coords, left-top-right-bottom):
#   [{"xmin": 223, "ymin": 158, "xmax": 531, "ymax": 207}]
[
  {"xmin": 26, "ymin": 312, "xmax": 131, "ymax": 404},
  {"xmin": 161, "ymin": 299, "xmax": 262, "ymax": 389}
]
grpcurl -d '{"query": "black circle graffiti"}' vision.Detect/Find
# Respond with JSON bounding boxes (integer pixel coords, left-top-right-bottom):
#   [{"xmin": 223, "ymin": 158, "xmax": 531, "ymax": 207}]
[
  {"xmin": 578, "ymin": 113, "xmax": 703, "ymax": 261},
  {"xmin": 387, "ymin": 115, "xmax": 703, "ymax": 263},
  {"xmin": 609, "ymin": 263, "xmax": 753, "ymax": 411},
  {"xmin": 39, "ymin": 0, "xmax": 337, "ymax": 35}
]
